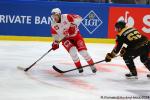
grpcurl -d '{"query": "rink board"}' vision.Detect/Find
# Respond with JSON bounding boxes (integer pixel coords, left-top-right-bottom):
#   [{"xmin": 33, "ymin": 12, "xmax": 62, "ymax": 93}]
[
  {"xmin": 0, "ymin": 35, "xmax": 115, "ymax": 43},
  {"xmin": 0, "ymin": 1, "xmax": 150, "ymax": 42},
  {"xmin": 0, "ymin": 1, "xmax": 109, "ymax": 38},
  {"xmin": 108, "ymin": 6, "xmax": 150, "ymax": 39}
]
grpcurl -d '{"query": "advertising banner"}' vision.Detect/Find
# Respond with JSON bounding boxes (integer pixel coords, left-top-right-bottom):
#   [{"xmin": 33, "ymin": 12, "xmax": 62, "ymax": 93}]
[
  {"xmin": 0, "ymin": 1, "xmax": 109, "ymax": 38},
  {"xmin": 108, "ymin": 7, "xmax": 150, "ymax": 39}
]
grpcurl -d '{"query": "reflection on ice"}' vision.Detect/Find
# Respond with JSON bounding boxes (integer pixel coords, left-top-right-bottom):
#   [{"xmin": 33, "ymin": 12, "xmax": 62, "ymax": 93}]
[{"xmin": 0, "ymin": 41, "xmax": 149, "ymax": 100}]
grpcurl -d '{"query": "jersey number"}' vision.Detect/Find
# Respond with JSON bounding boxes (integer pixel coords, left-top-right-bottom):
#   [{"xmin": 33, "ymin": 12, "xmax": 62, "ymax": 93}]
[{"xmin": 127, "ymin": 31, "xmax": 141, "ymax": 41}]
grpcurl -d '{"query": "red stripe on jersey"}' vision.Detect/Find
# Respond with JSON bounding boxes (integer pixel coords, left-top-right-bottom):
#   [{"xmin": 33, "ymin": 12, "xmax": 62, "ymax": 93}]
[
  {"xmin": 51, "ymin": 27, "xmax": 57, "ymax": 35},
  {"xmin": 67, "ymin": 14, "xmax": 74, "ymax": 22}
]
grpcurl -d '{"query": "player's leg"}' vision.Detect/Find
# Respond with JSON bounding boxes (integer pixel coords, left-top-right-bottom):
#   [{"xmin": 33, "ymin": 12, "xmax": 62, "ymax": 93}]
[
  {"xmin": 74, "ymin": 35, "xmax": 97, "ymax": 73},
  {"xmin": 79, "ymin": 50, "xmax": 97, "ymax": 73},
  {"xmin": 140, "ymin": 44, "xmax": 150, "ymax": 78},
  {"xmin": 62, "ymin": 39, "xmax": 83, "ymax": 73},
  {"xmin": 69, "ymin": 46, "xmax": 84, "ymax": 73},
  {"xmin": 123, "ymin": 50, "xmax": 138, "ymax": 79}
]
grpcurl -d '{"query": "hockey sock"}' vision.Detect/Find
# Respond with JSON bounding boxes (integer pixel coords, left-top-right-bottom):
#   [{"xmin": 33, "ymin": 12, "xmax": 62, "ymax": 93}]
[
  {"xmin": 124, "ymin": 57, "xmax": 137, "ymax": 75},
  {"xmin": 74, "ymin": 61, "xmax": 82, "ymax": 68}
]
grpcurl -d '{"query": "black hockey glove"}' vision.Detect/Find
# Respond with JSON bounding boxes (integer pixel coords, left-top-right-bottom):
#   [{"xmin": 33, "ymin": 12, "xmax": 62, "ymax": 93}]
[
  {"xmin": 120, "ymin": 47, "xmax": 126, "ymax": 57},
  {"xmin": 105, "ymin": 53, "xmax": 113, "ymax": 62}
]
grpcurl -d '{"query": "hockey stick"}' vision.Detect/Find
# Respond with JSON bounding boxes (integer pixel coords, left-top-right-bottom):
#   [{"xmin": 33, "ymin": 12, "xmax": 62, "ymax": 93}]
[
  {"xmin": 52, "ymin": 59, "xmax": 105, "ymax": 73},
  {"xmin": 18, "ymin": 38, "xmax": 64, "ymax": 72},
  {"xmin": 52, "ymin": 55, "xmax": 121, "ymax": 73},
  {"xmin": 18, "ymin": 48, "xmax": 53, "ymax": 72}
]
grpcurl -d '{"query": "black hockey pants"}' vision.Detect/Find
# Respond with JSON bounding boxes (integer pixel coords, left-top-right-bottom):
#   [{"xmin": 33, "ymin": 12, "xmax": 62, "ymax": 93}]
[{"xmin": 123, "ymin": 42, "xmax": 150, "ymax": 75}]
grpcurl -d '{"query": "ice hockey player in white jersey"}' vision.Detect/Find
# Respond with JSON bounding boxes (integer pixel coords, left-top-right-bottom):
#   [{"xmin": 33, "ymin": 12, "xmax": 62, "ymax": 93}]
[{"xmin": 50, "ymin": 8, "xmax": 97, "ymax": 73}]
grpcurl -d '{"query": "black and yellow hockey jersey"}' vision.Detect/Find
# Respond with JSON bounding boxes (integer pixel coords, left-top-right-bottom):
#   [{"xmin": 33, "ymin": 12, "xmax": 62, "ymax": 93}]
[{"xmin": 113, "ymin": 27, "xmax": 148, "ymax": 54}]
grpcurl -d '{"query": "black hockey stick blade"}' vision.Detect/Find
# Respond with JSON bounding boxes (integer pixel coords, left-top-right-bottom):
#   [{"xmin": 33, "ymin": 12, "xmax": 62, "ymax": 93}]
[
  {"xmin": 24, "ymin": 62, "xmax": 36, "ymax": 72},
  {"xmin": 52, "ymin": 60, "xmax": 106, "ymax": 73},
  {"xmin": 17, "ymin": 66, "xmax": 30, "ymax": 71},
  {"xmin": 52, "ymin": 65, "xmax": 65, "ymax": 73},
  {"xmin": 17, "ymin": 66, "xmax": 29, "ymax": 72},
  {"xmin": 24, "ymin": 66, "xmax": 32, "ymax": 72}
]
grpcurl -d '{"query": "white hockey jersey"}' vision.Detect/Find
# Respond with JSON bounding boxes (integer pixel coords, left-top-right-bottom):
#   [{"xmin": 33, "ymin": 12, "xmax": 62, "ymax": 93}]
[{"xmin": 51, "ymin": 14, "xmax": 82, "ymax": 41}]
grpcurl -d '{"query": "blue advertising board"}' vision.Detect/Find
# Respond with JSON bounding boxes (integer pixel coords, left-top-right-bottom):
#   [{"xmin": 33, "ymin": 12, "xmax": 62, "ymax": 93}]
[{"xmin": 0, "ymin": 1, "xmax": 109, "ymax": 38}]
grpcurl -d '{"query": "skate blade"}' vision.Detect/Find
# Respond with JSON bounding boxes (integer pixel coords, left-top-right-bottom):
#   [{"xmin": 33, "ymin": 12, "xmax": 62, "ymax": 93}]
[{"xmin": 126, "ymin": 76, "xmax": 138, "ymax": 79}]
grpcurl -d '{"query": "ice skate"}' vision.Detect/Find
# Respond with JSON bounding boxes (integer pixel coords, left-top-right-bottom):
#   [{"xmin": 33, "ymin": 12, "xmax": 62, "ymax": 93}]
[
  {"xmin": 147, "ymin": 74, "xmax": 150, "ymax": 79},
  {"xmin": 90, "ymin": 65, "xmax": 97, "ymax": 73},
  {"xmin": 125, "ymin": 73, "xmax": 138, "ymax": 79},
  {"xmin": 77, "ymin": 67, "xmax": 83, "ymax": 73}
]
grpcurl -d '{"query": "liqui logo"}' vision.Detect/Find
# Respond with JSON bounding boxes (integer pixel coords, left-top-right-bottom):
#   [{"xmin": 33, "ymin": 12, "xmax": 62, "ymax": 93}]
[
  {"xmin": 117, "ymin": 11, "xmax": 150, "ymax": 33},
  {"xmin": 81, "ymin": 10, "xmax": 103, "ymax": 34},
  {"xmin": 117, "ymin": 11, "xmax": 134, "ymax": 27}
]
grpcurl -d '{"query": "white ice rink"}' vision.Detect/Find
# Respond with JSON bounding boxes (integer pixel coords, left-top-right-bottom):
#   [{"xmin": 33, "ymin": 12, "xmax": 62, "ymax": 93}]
[{"xmin": 0, "ymin": 41, "xmax": 150, "ymax": 100}]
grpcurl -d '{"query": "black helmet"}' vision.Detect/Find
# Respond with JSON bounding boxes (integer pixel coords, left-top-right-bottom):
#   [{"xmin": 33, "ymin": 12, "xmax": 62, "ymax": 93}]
[{"xmin": 115, "ymin": 20, "xmax": 126, "ymax": 29}]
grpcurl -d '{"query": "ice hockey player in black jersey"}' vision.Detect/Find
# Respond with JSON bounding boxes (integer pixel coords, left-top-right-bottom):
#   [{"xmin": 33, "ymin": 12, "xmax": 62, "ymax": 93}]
[{"xmin": 105, "ymin": 20, "xmax": 150, "ymax": 79}]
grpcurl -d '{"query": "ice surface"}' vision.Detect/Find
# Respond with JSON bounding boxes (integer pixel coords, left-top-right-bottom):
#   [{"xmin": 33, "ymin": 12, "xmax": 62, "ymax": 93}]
[{"xmin": 0, "ymin": 41, "xmax": 150, "ymax": 100}]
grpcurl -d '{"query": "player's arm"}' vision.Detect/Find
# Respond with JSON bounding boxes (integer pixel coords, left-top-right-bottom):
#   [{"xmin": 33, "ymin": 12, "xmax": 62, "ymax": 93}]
[
  {"xmin": 112, "ymin": 35, "xmax": 124, "ymax": 55},
  {"xmin": 51, "ymin": 27, "xmax": 60, "ymax": 50},
  {"xmin": 66, "ymin": 14, "xmax": 82, "ymax": 34},
  {"xmin": 67, "ymin": 14, "xmax": 82, "ymax": 26},
  {"xmin": 51, "ymin": 27, "xmax": 59, "ymax": 41},
  {"xmin": 105, "ymin": 35, "xmax": 123, "ymax": 62}
]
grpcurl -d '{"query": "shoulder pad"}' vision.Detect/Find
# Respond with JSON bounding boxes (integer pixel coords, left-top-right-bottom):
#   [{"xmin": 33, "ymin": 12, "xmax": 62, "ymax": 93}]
[{"xmin": 118, "ymin": 27, "xmax": 128, "ymax": 36}]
